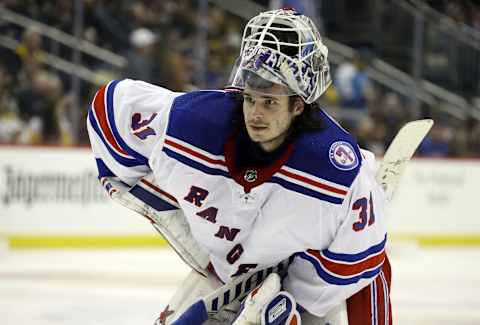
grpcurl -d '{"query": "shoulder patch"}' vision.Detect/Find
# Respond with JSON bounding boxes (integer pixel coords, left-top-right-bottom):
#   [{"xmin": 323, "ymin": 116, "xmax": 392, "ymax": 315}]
[{"xmin": 328, "ymin": 141, "xmax": 359, "ymax": 171}]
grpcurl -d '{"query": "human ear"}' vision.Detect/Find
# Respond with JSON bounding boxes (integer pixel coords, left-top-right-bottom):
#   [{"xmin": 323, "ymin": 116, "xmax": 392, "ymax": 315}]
[{"xmin": 292, "ymin": 98, "xmax": 304, "ymax": 116}]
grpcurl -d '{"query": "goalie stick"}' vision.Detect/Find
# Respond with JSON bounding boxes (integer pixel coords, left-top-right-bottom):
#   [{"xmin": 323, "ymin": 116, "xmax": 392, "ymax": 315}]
[
  {"xmin": 160, "ymin": 119, "xmax": 434, "ymax": 324},
  {"xmin": 375, "ymin": 119, "xmax": 434, "ymax": 202}
]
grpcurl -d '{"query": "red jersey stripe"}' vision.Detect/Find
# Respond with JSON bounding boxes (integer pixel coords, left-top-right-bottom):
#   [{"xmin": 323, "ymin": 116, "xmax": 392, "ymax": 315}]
[
  {"xmin": 140, "ymin": 179, "xmax": 178, "ymax": 203},
  {"xmin": 307, "ymin": 249, "xmax": 385, "ymax": 277},
  {"xmin": 164, "ymin": 138, "xmax": 226, "ymax": 166},
  {"xmin": 375, "ymin": 274, "xmax": 387, "ymax": 325},
  {"xmin": 93, "ymin": 85, "xmax": 129, "ymax": 156},
  {"xmin": 278, "ymin": 168, "xmax": 348, "ymax": 195}
]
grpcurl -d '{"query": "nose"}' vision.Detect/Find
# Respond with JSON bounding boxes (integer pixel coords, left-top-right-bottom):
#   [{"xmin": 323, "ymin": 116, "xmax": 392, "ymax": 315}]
[{"xmin": 250, "ymin": 102, "xmax": 264, "ymax": 120}]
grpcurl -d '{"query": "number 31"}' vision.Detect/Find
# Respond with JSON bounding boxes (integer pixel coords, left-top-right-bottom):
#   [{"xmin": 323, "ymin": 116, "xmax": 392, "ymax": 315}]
[{"xmin": 352, "ymin": 192, "xmax": 375, "ymax": 232}]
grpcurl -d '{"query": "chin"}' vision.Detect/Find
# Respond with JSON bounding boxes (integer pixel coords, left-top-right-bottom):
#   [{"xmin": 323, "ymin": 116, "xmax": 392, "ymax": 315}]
[
  {"xmin": 247, "ymin": 130, "xmax": 263, "ymax": 141},
  {"xmin": 249, "ymin": 136, "xmax": 262, "ymax": 143}
]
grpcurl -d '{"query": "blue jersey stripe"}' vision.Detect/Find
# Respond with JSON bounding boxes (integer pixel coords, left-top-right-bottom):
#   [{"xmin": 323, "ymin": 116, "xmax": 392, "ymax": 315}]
[
  {"xmin": 269, "ymin": 176, "xmax": 343, "ymax": 205},
  {"xmin": 163, "ymin": 147, "xmax": 230, "ymax": 178},
  {"xmin": 298, "ymin": 252, "xmax": 383, "ymax": 285},
  {"xmin": 322, "ymin": 235, "xmax": 387, "ymax": 263},
  {"xmin": 163, "ymin": 145, "xmax": 345, "ymax": 204},
  {"xmin": 130, "ymin": 185, "xmax": 179, "ymax": 211},
  {"xmin": 95, "ymin": 158, "xmax": 115, "ymax": 178},
  {"xmin": 105, "ymin": 80, "xmax": 149, "ymax": 166},
  {"xmin": 88, "ymin": 110, "xmax": 143, "ymax": 167}
]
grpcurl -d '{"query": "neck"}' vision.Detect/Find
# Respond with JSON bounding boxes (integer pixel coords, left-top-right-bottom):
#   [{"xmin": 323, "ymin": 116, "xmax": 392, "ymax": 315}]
[
  {"xmin": 236, "ymin": 129, "xmax": 292, "ymax": 168},
  {"xmin": 259, "ymin": 136, "xmax": 286, "ymax": 152}
]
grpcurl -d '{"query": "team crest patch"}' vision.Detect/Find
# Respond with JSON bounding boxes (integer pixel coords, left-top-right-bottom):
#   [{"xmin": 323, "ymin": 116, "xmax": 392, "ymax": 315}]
[
  {"xmin": 329, "ymin": 141, "xmax": 359, "ymax": 171},
  {"xmin": 244, "ymin": 169, "xmax": 258, "ymax": 182}
]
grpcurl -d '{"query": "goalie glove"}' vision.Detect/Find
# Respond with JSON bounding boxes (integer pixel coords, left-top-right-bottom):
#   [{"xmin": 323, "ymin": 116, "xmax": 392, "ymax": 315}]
[
  {"xmin": 166, "ymin": 298, "xmax": 209, "ymax": 325},
  {"xmin": 99, "ymin": 174, "xmax": 209, "ymax": 275},
  {"xmin": 232, "ymin": 273, "xmax": 301, "ymax": 325}
]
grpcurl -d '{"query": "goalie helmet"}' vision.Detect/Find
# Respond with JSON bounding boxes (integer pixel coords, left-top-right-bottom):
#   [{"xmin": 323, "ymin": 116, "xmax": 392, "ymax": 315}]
[{"xmin": 228, "ymin": 8, "xmax": 331, "ymax": 104}]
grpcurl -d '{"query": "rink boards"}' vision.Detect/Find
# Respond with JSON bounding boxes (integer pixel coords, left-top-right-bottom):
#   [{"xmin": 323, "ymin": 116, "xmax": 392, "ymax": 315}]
[{"xmin": 0, "ymin": 146, "xmax": 479, "ymax": 247}]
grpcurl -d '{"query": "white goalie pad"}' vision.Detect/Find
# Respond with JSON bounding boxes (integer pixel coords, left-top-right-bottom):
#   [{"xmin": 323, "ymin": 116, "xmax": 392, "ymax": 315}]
[{"xmin": 99, "ymin": 173, "xmax": 210, "ymax": 276}]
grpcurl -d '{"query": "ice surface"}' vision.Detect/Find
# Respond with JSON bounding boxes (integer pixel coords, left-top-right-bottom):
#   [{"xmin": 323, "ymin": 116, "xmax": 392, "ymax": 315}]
[{"xmin": 1, "ymin": 246, "xmax": 479, "ymax": 324}]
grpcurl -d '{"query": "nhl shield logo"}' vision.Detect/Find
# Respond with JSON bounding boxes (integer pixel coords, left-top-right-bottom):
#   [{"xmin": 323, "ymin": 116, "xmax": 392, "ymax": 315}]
[
  {"xmin": 244, "ymin": 170, "xmax": 258, "ymax": 182},
  {"xmin": 329, "ymin": 141, "xmax": 359, "ymax": 171}
]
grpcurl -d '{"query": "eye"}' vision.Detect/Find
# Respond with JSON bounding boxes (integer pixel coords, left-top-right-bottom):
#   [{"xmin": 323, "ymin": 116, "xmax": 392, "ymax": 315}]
[
  {"xmin": 264, "ymin": 98, "xmax": 278, "ymax": 107},
  {"xmin": 243, "ymin": 95, "xmax": 254, "ymax": 104}
]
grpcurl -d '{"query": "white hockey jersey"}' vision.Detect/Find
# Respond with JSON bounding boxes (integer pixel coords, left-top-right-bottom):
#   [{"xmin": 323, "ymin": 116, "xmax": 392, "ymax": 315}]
[{"xmin": 87, "ymin": 79, "xmax": 388, "ymax": 317}]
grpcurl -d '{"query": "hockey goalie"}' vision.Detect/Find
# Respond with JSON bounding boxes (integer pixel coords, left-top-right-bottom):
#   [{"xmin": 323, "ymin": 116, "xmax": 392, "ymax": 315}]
[{"xmin": 84, "ymin": 8, "xmax": 434, "ymax": 325}]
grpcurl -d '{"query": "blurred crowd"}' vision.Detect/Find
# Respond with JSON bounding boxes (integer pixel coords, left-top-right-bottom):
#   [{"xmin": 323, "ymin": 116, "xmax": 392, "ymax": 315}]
[
  {"xmin": 0, "ymin": 0, "xmax": 478, "ymax": 157},
  {"xmin": 0, "ymin": 0, "xmax": 243, "ymax": 145},
  {"xmin": 325, "ymin": 52, "xmax": 480, "ymax": 157},
  {"xmin": 428, "ymin": 0, "xmax": 480, "ymax": 30}
]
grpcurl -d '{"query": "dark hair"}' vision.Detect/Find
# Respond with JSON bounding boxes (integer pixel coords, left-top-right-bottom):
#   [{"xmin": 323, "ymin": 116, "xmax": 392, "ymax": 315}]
[{"xmin": 289, "ymin": 96, "xmax": 325, "ymax": 135}]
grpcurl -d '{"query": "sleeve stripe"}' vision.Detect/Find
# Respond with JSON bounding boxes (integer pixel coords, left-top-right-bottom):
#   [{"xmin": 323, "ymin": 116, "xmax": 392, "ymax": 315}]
[
  {"xmin": 297, "ymin": 252, "xmax": 384, "ymax": 285},
  {"xmin": 297, "ymin": 235, "xmax": 387, "ymax": 285},
  {"xmin": 140, "ymin": 179, "xmax": 178, "ymax": 203},
  {"xmin": 105, "ymin": 80, "xmax": 149, "ymax": 165},
  {"xmin": 306, "ymin": 249, "xmax": 385, "ymax": 277},
  {"xmin": 129, "ymin": 185, "xmax": 179, "ymax": 212},
  {"xmin": 321, "ymin": 235, "xmax": 387, "ymax": 262},
  {"xmin": 95, "ymin": 158, "xmax": 115, "ymax": 178},
  {"xmin": 88, "ymin": 110, "xmax": 142, "ymax": 167},
  {"xmin": 92, "ymin": 84, "xmax": 130, "ymax": 157}
]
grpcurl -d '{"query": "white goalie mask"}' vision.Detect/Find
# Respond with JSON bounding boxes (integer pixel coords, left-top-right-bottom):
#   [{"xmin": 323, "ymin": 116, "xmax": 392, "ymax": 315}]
[{"xmin": 228, "ymin": 9, "xmax": 331, "ymax": 104}]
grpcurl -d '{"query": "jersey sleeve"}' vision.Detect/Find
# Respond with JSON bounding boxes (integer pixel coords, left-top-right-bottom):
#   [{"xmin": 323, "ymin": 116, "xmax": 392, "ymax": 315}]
[
  {"xmin": 86, "ymin": 79, "xmax": 181, "ymax": 185},
  {"xmin": 283, "ymin": 150, "xmax": 388, "ymax": 317}
]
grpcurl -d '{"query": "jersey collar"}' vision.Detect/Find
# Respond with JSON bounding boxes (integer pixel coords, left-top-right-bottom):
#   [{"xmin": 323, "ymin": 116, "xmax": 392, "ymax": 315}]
[{"xmin": 224, "ymin": 132, "xmax": 294, "ymax": 193}]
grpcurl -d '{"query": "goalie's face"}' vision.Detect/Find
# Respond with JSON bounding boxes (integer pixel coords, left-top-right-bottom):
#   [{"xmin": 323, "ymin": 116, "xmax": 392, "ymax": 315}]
[{"xmin": 242, "ymin": 84, "xmax": 304, "ymax": 152}]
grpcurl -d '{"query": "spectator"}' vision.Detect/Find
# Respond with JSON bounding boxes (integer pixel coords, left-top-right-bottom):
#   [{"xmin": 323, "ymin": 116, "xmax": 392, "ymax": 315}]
[
  {"xmin": 374, "ymin": 91, "xmax": 413, "ymax": 140},
  {"xmin": 162, "ymin": 50, "xmax": 193, "ymax": 91},
  {"xmin": 55, "ymin": 94, "xmax": 76, "ymax": 146},
  {"xmin": 123, "ymin": 28, "xmax": 163, "ymax": 85},
  {"xmin": 353, "ymin": 116, "xmax": 386, "ymax": 156},
  {"xmin": 472, "ymin": 4, "xmax": 480, "ymax": 30},
  {"xmin": 467, "ymin": 118, "xmax": 480, "ymax": 156},
  {"xmin": 15, "ymin": 71, "xmax": 63, "ymax": 144},
  {"xmin": 2, "ymin": 0, "xmax": 478, "ymax": 156},
  {"xmin": 418, "ymin": 123, "xmax": 454, "ymax": 157},
  {"xmin": 0, "ymin": 64, "xmax": 22, "ymax": 143},
  {"xmin": 15, "ymin": 27, "xmax": 44, "ymax": 75},
  {"xmin": 333, "ymin": 51, "xmax": 376, "ymax": 125},
  {"xmin": 452, "ymin": 113, "xmax": 480, "ymax": 157}
]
